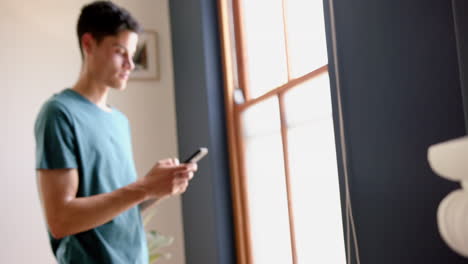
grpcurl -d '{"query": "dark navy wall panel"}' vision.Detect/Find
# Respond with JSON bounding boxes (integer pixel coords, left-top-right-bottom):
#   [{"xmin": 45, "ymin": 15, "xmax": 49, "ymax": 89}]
[
  {"xmin": 169, "ymin": 1, "xmax": 235, "ymax": 263},
  {"xmin": 325, "ymin": 0, "xmax": 467, "ymax": 263}
]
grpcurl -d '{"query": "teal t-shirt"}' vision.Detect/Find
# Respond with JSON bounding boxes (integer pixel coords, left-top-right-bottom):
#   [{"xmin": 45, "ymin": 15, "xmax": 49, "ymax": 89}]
[{"xmin": 34, "ymin": 89, "xmax": 148, "ymax": 264}]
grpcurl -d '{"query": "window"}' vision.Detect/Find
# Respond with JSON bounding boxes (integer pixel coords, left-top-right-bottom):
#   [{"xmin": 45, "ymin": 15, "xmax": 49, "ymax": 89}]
[{"xmin": 219, "ymin": 0, "xmax": 346, "ymax": 263}]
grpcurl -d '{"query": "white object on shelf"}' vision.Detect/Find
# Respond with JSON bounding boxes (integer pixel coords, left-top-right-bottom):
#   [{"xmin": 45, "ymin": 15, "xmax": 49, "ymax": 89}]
[
  {"xmin": 428, "ymin": 135, "xmax": 468, "ymax": 182},
  {"xmin": 437, "ymin": 189, "xmax": 468, "ymax": 257},
  {"xmin": 428, "ymin": 135, "xmax": 468, "ymax": 257}
]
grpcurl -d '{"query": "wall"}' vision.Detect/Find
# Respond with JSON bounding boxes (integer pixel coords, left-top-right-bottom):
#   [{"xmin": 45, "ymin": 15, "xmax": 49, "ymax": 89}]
[
  {"xmin": 324, "ymin": 0, "xmax": 468, "ymax": 263},
  {"xmin": 169, "ymin": 1, "xmax": 236, "ymax": 263},
  {"xmin": 0, "ymin": 1, "xmax": 186, "ymax": 263}
]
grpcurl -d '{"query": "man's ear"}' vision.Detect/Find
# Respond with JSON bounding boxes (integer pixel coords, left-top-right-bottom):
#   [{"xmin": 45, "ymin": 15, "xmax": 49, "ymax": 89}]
[{"xmin": 81, "ymin": 33, "xmax": 95, "ymax": 56}]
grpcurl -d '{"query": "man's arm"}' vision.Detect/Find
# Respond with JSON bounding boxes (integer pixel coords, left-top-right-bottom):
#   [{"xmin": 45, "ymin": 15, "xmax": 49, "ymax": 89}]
[{"xmin": 37, "ymin": 162, "xmax": 196, "ymax": 239}]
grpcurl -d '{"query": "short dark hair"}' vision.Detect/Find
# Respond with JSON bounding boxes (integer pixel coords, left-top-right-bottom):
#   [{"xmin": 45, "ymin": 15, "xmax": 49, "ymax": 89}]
[{"xmin": 77, "ymin": 1, "xmax": 142, "ymax": 56}]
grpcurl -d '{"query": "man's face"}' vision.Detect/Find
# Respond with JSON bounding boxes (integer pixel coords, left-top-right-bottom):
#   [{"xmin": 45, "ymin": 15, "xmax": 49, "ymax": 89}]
[{"xmin": 86, "ymin": 30, "xmax": 139, "ymax": 90}]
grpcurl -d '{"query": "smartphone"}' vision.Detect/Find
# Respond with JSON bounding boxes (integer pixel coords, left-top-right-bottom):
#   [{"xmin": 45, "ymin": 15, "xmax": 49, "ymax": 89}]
[{"xmin": 183, "ymin": 147, "xmax": 209, "ymax": 163}]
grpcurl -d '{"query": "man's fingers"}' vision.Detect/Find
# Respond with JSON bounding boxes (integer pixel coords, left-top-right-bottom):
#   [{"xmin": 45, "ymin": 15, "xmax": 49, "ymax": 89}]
[
  {"xmin": 183, "ymin": 163, "xmax": 197, "ymax": 172},
  {"xmin": 174, "ymin": 171, "xmax": 190, "ymax": 180},
  {"xmin": 172, "ymin": 164, "xmax": 197, "ymax": 174},
  {"xmin": 156, "ymin": 157, "xmax": 180, "ymax": 167},
  {"xmin": 173, "ymin": 176, "xmax": 188, "ymax": 184},
  {"xmin": 172, "ymin": 176, "xmax": 189, "ymax": 194},
  {"xmin": 177, "ymin": 164, "xmax": 196, "ymax": 180}
]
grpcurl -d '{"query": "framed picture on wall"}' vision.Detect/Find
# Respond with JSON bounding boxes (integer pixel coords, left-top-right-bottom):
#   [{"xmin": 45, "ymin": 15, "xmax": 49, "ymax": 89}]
[{"xmin": 131, "ymin": 30, "xmax": 159, "ymax": 81}]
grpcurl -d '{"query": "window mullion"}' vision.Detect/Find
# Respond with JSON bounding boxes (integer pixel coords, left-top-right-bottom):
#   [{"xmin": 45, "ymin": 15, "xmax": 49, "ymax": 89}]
[
  {"xmin": 238, "ymin": 65, "xmax": 328, "ymax": 112},
  {"xmin": 282, "ymin": 0, "xmax": 292, "ymax": 82},
  {"xmin": 278, "ymin": 93, "xmax": 298, "ymax": 264},
  {"xmin": 232, "ymin": 0, "xmax": 251, "ymax": 101},
  {"xmin": 233, "ymin": 106, "xmax": 254, "ymax": 264}
]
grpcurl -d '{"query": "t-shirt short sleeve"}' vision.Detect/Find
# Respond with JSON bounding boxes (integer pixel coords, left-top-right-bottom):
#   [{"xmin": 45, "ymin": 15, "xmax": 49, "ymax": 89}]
[{"xmin": 35, "ymin": 100, "xmax": 78, "ymax": 169}]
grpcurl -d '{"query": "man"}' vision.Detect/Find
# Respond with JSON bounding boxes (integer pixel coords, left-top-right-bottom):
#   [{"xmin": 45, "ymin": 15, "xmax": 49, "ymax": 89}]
[{"xmin": 34, "ymin": 1, "xmax": 197, "ymax": 263}]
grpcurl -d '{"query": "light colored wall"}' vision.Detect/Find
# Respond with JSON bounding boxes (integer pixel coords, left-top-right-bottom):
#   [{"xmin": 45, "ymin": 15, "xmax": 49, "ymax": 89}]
[{"xmin": 0, "ymin": 1, "xmax": 185, "ymax": 263}]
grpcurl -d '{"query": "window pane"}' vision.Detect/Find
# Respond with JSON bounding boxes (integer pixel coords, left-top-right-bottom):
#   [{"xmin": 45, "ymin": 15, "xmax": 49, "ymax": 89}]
[
  {"xmin": 285, "ymin": 0, "xmax": 328, "ymax": 78},
  {"xmin": 285, "ymin": 76, "xmax": 346, "ymax": 263},
  {"xmin": 242, "ymin": 0, "xmax": 288, "ymax": 98},
  {"xmin": 243, "ymin": 97, "xmax": 282, "ymax": 137},
  {"xmin": 285, "ymin": 72, "xmax": 332, "ymax": 127},
  {"xmin": 288, "ymin": 121, "xmax": 346, "ymax": 264},
  {"xmin": 242, "ymin": 98, "xmax": 293, "ymax": 264}
]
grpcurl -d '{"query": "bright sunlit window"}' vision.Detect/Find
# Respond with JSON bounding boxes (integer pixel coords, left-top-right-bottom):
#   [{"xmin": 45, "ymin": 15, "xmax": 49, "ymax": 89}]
[{"xmin": 219, "ymin": 0, "xmax": 346, "ymax": 263}]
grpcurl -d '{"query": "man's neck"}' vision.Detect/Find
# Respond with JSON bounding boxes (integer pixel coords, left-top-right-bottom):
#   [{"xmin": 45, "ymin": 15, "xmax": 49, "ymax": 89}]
[{"xmin": 72, "ymin": 75, "xmax": 112, "ymax": 112}]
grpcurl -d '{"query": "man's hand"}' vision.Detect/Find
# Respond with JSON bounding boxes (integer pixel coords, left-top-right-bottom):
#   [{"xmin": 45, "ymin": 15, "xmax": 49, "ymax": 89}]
[{"xmin": 140, "ymin": 158, "xmax": 197, "ymax": 201}]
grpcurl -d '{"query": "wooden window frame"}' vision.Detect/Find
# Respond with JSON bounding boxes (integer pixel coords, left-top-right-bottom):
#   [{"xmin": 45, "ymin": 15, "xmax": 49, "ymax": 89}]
[{"xmin": 218, "ymin": 0, "xmax": 329, "ymax": 263}]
